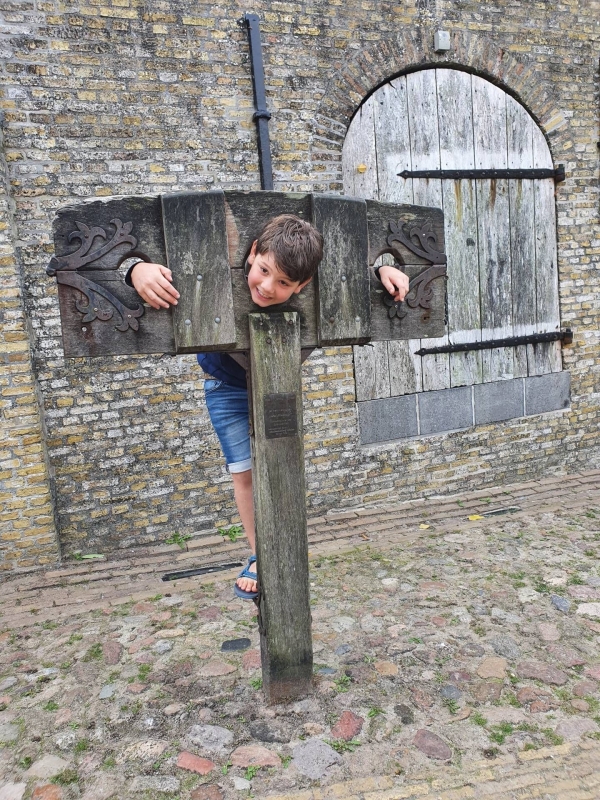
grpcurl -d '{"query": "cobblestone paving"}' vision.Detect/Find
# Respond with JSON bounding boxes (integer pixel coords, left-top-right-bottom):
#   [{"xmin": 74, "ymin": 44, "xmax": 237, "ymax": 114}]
[{"xmin": 1, "ymin": 472, "xmax": 600, "ymax": 799}]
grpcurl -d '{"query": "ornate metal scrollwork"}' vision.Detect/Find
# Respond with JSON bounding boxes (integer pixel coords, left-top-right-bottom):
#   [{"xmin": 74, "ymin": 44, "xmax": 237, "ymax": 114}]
[
  {"xmin": 47, "ymin": 219, "xmax": 143, "ymax": 333},
  {"xmin": 379, "ymin": 220, "xmax": 447, "ymax": 321},
  {"xmin": 387, "ymin": 220, "xmax": 447, "ymax": 265}
]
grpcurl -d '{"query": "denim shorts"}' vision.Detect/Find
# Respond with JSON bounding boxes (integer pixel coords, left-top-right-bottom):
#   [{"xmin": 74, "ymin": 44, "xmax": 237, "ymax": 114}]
[{"xmin": 204, "ymin": 379, "xmax": 252, "ymax": 473}]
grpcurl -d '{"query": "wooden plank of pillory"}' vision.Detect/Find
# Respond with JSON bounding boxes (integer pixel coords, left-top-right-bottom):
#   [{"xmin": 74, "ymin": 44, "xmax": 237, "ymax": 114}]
[
  {"xmin": 51, "ymin": 196, "xmax": 176, "ymax": 358},
  {"xmin": 312, "ymin": 194, "xmax": 371, "ymax": 346},
  {"xmin": 249, "ymin": 311, "xmax": 313, "ymax": 703},
  {"xmin": 162, "ymin": 191, "xmax": 236, "ymax": 353}
]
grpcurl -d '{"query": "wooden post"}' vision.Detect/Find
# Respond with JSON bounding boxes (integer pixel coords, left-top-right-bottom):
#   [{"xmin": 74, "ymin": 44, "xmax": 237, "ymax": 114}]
[{"xmin": 248, "ymin": 311, "xmax": 313, "ymax": 703}]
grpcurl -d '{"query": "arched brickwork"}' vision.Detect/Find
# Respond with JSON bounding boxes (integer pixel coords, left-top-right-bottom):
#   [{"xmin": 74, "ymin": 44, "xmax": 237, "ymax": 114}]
[{"xmin": 312, "ymin": 28, "xmax": 571, "ymax": 181}]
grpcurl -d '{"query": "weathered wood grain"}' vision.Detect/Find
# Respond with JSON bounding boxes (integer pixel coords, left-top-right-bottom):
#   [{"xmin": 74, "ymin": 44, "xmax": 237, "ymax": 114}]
[
  {"xmin": 354, "ymin": 341, "xmax": 391, "ymax": 401},
  {"xmin": 341, "ymin": 96, "xmax": 378, "ymax": 199},
  {"xmin": 312, "ymin": 195, "xmax": 371, "ymax": 346},
  {"xmin": 437, "ymin": 69, "xmax": 482, "ymax": 388},
  {"xmin": 56, "ymin": 276, "xmax": 175, "ymax": 358},
  {"xmin": 532, "ymin": 125, "xmax": 562, "ymax": 373},
  {"xmin": 472, "ymin": 74, "xmax": 514, "ymax": 382},
  {"xmin": 388, "ymin": 340, "xmax": 422, "ymax": 396},
  {"xmin": 52, "ymin": 196, "xmax": 175, "ymax": 358},
  {"xmin": 162, "ymin": 191, "xmax": 236, "ymax": 352},
  {"xmin": 407, "ymin": 69, "xmax": 448, "ymax": 390},
  {"xmin": 369, "ymin": 264, "xmax": 446, "ymax": 342},
  {"xmin": 406, "ymin": 69, "xmax": 443, "ymax": 210},
  {"xmin": 373, "ymin": 76, "xmax": 413, "ymax": 204},
  {"xmin": 249, "ymin": 312, "xmax": 313, "ymax": 703},
  {"xmin": 506, "ymin": 96, "xmax": 536, "ymax": 378},
  {"xmin": 365, "ymin": 200, "xmax": 444, "ymax": 267}
]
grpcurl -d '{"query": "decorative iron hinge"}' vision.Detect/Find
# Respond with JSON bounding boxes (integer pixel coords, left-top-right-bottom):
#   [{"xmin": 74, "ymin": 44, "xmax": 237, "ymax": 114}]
[
  {"xmin": 379, "ymin": 219, "xmax": 447, "ymax": 320},
  {"xmin": 415, "ymin": 329, "xmax": 572, "ymax": 357},
  {"xmin": 397, "ymin": 166, "xmax": 565, "ymax": 183},
  {"xmin": 47, "ymin": 219, "xmax": 144, "ymax": 332}
]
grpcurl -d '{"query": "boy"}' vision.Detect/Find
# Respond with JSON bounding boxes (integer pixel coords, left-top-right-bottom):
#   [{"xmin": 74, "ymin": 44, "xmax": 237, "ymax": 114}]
[{"xmin": 128, "ymin": 213, "xmax": 409, "ymax": 599}]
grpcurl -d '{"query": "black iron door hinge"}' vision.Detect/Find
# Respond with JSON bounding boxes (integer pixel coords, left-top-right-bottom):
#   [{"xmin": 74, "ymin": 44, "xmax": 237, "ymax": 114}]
[
  {"xmin": 398, "ymin": 166, "xmax": 565, "ymax": 183},
  {"xmin": 415, "ymin": 329, "xmax": 572, "ymax": 357}
]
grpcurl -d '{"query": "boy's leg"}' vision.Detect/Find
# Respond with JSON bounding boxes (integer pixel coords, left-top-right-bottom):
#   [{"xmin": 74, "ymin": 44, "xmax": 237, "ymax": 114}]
[
  {"xmin": 203, "ymin": 379, "xmax": 257, "ymax": 595},
  {"xmin": 231, "ymin": 468, "xmax": 257, "ymax": 594}
]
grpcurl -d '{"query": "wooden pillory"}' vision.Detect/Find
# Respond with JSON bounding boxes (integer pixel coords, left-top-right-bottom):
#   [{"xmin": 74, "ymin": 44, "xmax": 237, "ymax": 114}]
[{"xmin": 48, "ymin": 189, "xmax": 447, "ymax": 703}]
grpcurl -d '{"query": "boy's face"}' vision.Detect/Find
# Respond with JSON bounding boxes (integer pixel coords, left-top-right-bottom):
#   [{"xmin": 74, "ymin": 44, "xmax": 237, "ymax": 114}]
[{"xmin": 246, "ymin": 241, "xmax": 311, "ymax": 308}]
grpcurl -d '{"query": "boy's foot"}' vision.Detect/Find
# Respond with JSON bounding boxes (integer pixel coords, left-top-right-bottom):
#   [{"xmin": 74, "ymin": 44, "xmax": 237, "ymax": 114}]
[{"xmin": 234, "ymin": 555, "xmax": 258, "ymax": 600}]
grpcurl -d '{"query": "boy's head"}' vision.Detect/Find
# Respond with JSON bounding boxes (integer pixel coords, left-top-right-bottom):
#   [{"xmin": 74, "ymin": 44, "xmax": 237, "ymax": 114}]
[{"xmin": 246, "ymin": 214, "xmax": 323, "ymax": 308}]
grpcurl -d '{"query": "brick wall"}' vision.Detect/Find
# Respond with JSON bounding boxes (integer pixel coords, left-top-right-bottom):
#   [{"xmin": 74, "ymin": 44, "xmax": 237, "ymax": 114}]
[
  {"xmin": 0, "ymin": 125, "xmax": 59, "ymax": 571},
  {"xmin": 0, "ymin": 0, "xmax": 599, "ymax": 569}
]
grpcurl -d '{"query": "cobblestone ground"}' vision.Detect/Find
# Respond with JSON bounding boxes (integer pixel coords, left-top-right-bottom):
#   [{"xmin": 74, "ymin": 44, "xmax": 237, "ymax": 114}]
[{"xmin": 1, "ymin": 472, "xmax": 600, "ymax": 800}]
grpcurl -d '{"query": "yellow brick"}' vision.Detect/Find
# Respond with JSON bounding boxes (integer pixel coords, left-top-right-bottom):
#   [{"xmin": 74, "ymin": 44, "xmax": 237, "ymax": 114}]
[
  {"xmin": 363, "ymin": 786, "xmax": 430, "ymax": 800},
  {"xmin": 518, "ymin": 742, "xmax": 572, "ymax": 762},
  {"xmin": 435, "ymin": 787, "xmax": 476, "ymax": 800},
  {"xmin": 182, "ymin": 16, "xmax": 214, "ymax": 26}
]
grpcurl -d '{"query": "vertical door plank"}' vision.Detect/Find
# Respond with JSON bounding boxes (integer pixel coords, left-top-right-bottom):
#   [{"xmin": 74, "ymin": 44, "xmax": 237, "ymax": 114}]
[
  {"xmin": 388, "ymin": 339, "xmax": 422, "ymax": 396},
  {"xmin": 437, "ymin": 69, "xmax": 482, "ymax": 388},
  {"xmin": 374, "ymin": 77, "xmax": 414, "ymax": 205},
  {"xmin": 506, "ymin": 96, "xmax": 536, "ymax": 378},
  {"xmin": 472, "ymin": 75, "xmax": 514, "ymax": 383},
  {"xmin": 407, "ymin": 69, "xmax": 449, "ymax": 391},
  {"xmin": 354, "ymin": 342, "xmax": 392, "ymax": 401},
  {"xmin": 532, "ymin": 125, "xmax": 562, "ymax": 374},
  {"xmin": 372, "ymin": 75, "xmax": 422, "ymax": 395},
  {"xmin": 341, "ymin": 96, "xmax": 378, "ymax": 200},
  {"xmin": 343, "ymin": 96, "xmax": 391, "ymax": 397}
]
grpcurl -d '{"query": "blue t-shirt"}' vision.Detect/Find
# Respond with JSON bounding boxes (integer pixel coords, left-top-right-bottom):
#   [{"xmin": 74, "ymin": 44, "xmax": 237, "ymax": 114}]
[{"xmin": 197, "ymin": 352, "xmax": 247, "ymax": 388}]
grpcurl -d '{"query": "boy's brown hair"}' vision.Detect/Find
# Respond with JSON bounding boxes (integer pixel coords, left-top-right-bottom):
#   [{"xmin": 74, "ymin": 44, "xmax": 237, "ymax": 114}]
[{"xmin": 255, "ymin": 214, "xmax": 323, "ymax": 284}]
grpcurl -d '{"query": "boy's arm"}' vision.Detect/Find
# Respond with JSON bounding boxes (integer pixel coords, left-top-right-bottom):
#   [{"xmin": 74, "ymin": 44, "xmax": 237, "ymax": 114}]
[
  {"xmin": 127, "ymin": 262, "xmax": 180, "ymax": 309},
  {"xmin": 376, "ymin": 265, "xmax": 410, "ymax": 302}
]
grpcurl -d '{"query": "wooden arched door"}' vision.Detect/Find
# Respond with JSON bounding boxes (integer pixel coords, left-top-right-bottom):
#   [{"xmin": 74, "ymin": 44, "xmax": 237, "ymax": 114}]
[{"xmin": 343, "ymin": 69, "xmax": 564, "ymax": 440}]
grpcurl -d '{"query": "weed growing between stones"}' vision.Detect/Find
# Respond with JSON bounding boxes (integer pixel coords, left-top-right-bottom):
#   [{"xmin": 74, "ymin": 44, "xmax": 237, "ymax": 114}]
[
  {"xmin": 165, "ymin": 531, "xmax": 192, "ymax": 549},
  {"xmin": 51, "ymin": 768, "xmax": 79, "ymax": 785},
  {"xmin": 218, "ymin": 524, "xmax": 244, "ymax": 542},
  {"xmin": 326, "ymin": 738, "xmax": 361, "ymax": 753}
]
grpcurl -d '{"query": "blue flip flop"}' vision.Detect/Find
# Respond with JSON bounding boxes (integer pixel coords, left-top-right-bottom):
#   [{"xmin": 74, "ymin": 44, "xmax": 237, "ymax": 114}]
[{"xmin": 234, "ymin": 555, "xmax": 258, "ymax": 600}]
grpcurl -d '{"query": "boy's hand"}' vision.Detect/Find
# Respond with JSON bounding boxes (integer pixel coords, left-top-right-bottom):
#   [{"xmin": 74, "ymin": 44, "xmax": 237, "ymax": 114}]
[
  {"xmin": 377, "ymin": 265, "xmax": 410, "ymax": 302},
  {"xmin": 131, "ymin": 262, "xmax": 180, "ymax": 309}
]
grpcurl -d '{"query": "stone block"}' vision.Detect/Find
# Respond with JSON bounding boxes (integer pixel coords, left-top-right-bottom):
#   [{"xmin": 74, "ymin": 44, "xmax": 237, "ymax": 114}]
[
  {"xmin": 357, "ymin": 394, "xmax": 418, "ymax": 444},
  {"xmin": 474, "ymin": 378, "xmax": 524, "ymax": 425},
  {"xmin": 524, "ymin": 372, "xmax": 571, "ymax": 416},
  {"xmin": 418, "ymin": 386, "xmax": 473, "ymax": 436}
]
